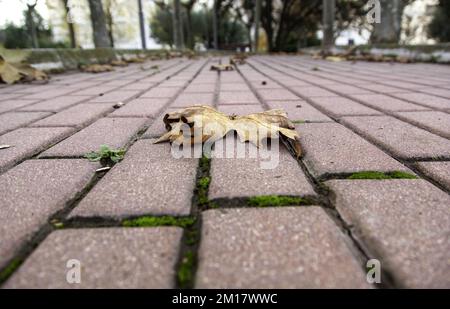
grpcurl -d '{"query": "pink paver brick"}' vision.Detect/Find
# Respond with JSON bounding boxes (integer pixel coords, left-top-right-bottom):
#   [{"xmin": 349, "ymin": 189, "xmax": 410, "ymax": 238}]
[
  {"xmin": 219, "ymin": 91, "xmax": 259, "ymax": 104},
  {"xmin": 291, "ymin": 86, "xmax": 338, "ymax": 98},
  {"xmin": 218, "ymin": 104, "xmax": 264, "ymax": 115},
  {"xmin": 69, "ymin": 140, "xmax": 197, "ymax": 218},
  {"xmin": 70, "ymin": 85, "xmax": 117, "ymax": 96},
  {"xmin": 390, "ymin": 92, "xmax": 450, "ymax": 110},
  {"xmin": 327, "ymin": 180, "xmax": 450, "ymax": 288},
  {"xmin": 309, "ymin": 96, "xmax": 382, "ymax": 117},
  {"xmin": 19, "ymin": 95, "xmax": 91, "ymax": 112},
  {"xmin": 415, "ymin": 161, "xmax": 450, "ymax": 192},
  {"xmin": 350, "ymin": 94, "xmax": 429, "ymax": 112},
  {"xmin": 0, "ymin": 112, "xmax": 51, "ymax": 135},
  {"xmin": 141, "ymin": 87, "xmax": 181, "ymax": 98},
  {"xmin": 256, "ymin": 89, "xmax": 300, "ymax": 101},
  {"xmin": 342, "ymin": 116, "xmax": 450, "ymax": 159},
  {"xmin": 110, "ymin": 98, "xmax": 169, "ymax": 118},
  {"xmin": 171, "ymin": 93, "xmax": 215, "ymax": 107},
  {"xmin": 31, "ymin": 103, "xmax": 114, "ymax": 128},
  {"xmin": 41, "ymin": 117, "xmax": 148, "ymax": 157},
  {"xmin": 184, "ymin": 83, "xmax": 216, "ymax": 93},
  {"xmin": 0, "ymin": 159, "xmax": 97, "ymax": 267},
  {"xmin": 0, "ymin": 127, "xmax": 75, "ymax": 173},
  {"xmin": 220, "ymin": 83, "xmax": 251, "ymax": 91},
  {"xmin": 88, "ymin": 90, "xmax": 140, "ymax": 103},
  {"xmin": 395, "ymin": 111, "xmax": 450, "ymax": 138},
  {"xmin": 0, "ymin": 99, "xmax": 39, "ymax": 114},
  {"xmin": 267, "ymin": 100, "xmax": 332, "ymax": 122}
]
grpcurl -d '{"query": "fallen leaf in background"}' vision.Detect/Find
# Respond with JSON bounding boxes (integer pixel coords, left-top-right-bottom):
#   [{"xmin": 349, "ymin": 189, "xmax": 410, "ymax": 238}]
[
  {"xmin": 210, "ymin": 64, "xmax": 234, "ymax": 71},
  {"xmin": 80, "ymin": 64, "xmax": 115, "ymax": 73},
  {"xmin": 230, "ymin": 54, "xmax": 247, "ymax": 65},
  {"xmin": 110, "ymin": 60, "xmax": 128, "ymax": 67},
  {"xmin": 0, "ymin": 55, "xmax": 48, "ymax": 84},
  {"xmin": 154, "ymin": 105, "xmax": 302, "ymax": 158}
]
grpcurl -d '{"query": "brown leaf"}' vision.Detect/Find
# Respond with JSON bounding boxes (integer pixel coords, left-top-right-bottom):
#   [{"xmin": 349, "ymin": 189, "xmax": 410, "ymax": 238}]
[
  {"xmin": 81, "ymin": 64, "xmax": 115, "ymax": 73},
  {"xmin": 0, "ymin": 55, "xmax": 48, "ymax": 84},
  {"xmin": 110, "ymin": 60, "xmax": 128, "ymax": 67},
  {"xmin": 154, "ymin": 105, "xmax": 302, "ymax": 158},
  {"xmin": 210, "ymin": 64, "xmax": 234, "ymax": 71}
]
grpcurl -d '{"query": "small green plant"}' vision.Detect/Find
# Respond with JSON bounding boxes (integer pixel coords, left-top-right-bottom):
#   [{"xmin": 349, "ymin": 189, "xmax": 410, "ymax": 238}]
[
  {"xmin": 347, "ymin": 171, "xmax": 418, "ymax": 180},
  {"xmin": 178, "ymin": 251, "xmax": 194, "ymax": 288},
  {"xmin": 247, "ymin": 195, "xmax": 306, "ymax": 207},
  {"xmin": 122, "ymin": 216, "xmax": 196, "ymax": 228},
  {"xmin": 85, "ymin": 145, "xmax": 125, "ymax": 165},
  {"xmin": 0, "ymin": 258, "xmax": 21, "ymax": 283}
]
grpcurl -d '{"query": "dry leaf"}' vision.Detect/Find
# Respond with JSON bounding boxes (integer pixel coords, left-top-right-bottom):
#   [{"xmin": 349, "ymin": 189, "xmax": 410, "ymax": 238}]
[
  {"xmin": 0, "ymin": 55, "xmax": 48, "ymax": 84},
  {"xmin": 110, "ymin": 60, "xmax": 128, "ymax": 67},
  {"xmin": 210, "ymin": 64, "xmax": 234, "ymax": 71},
  {"xmin": 81, "ymin": 64, "xmax": 115, "ymax": 73},
  {"xmin": 154, "ymin": 105, "xmax": 302, "ymax": 158}
]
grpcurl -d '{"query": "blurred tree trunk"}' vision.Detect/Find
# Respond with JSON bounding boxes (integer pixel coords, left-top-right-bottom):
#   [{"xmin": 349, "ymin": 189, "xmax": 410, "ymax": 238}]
[
  {"xmin": 182, "ymin": 0, "xmax": 196, "ymax": 49},
  {"xmin": 104, "ymin": 1, "xmax": 115, "ymax": 47},
  {"xmin": 26, "ymin": 2, "xmax": 39, "ymax": 48},
  {"xmin": 212, "ymin": 0, "xmax": 219, "ymax": 49},
  {"xmin": 254, "ymin": 0, "xmax": 262, "ymax": 52},
  {"xmin": 322, "ymin": 0, "xmax": 335, "ymax": 51},
  {"xmin": 137, "ymin": 0, "xmax": 146, "ymax": 49},
  {"xmin": 62, "ymin": 0, "xmax": 76, "ymax": 48},
  {"xmin": 87, "ymin": 0, "xmax": 112, "ymax": 48},
  {"xmin": 371, "ymin": 0, "xmax": 408, "ymax": 44},
  {"xmin": 261, "ymin": 0, "xmax": 274, "ymax": 51},
  {"xmin": 173, "ymin": 0, "xmax": 183, "ymax": 49}
]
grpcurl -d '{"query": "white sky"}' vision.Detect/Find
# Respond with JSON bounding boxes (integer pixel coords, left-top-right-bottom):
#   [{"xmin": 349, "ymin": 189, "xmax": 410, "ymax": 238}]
[{"xmin": 0, "ymin": 0, "xmax": 49, "ymax": 27}]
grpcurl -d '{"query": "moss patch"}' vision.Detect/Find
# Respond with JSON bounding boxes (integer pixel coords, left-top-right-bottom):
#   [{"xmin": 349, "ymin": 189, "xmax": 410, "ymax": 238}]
[
  {"xmin": 196, "ymin": 156, "xmax": 212, "ymax": 209},
  {"xmin": 122, "ymin": 216, "xmax": 195, "ymax": 228},
  {"xmin": 0, "ymin": 258, "xmax": 21, "ymax": 283},
  {"xmin": 247, "ymin": 195, "xmax": 307, "ymax": 207},
  {"xmin": 347, "ymin": 171, "xmax": 418, "ymax": 180},
  {"xmin": 177, "ymin": 250, "xmax": 194, "ymax": 288}
]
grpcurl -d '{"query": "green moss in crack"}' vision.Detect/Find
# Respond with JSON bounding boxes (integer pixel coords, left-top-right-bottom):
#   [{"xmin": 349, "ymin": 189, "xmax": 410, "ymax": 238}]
[
  {"xmin": 122, "ymin": 216, "xmax": 195, "ymax": 228},
  {"xmin": 347, "ymin": 171, "xmax": 417, "ymax": 180},
  {"xmin": 185, "ymin": 230, "xmax": 198, "ymax": 246},
  {"xmin": 0, "ymin": 258, "xmax": 21, "ymax": 283},
  {"xmin": 293, "ymin": 120, "xmax": 305, "ymax": 124},
  {"xmin": 178, "ymin": 250, "xmax": 194, "ymax": 288},
  {"xmin": 247, "ymin": 195, "xmax": 306, "ymax": 207}
]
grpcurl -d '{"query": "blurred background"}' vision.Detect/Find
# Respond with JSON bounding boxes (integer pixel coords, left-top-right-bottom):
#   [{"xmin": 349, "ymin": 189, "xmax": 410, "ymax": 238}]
[{"xmin": 0, "ymin": 0, "xmax": 448, "ymax": 52}]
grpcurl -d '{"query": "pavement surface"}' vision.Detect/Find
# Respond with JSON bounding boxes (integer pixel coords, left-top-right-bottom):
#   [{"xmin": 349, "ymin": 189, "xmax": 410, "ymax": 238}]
[{"xmin": 0, "ymin": 56, "xmax": 449, "ymax": 289}]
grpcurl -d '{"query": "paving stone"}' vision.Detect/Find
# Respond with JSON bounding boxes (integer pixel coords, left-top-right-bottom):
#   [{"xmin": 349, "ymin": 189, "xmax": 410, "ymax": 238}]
[
  {"xmin": 291, "ymin": 86, "xmax": 338, "ymax": 98},
  {"xmin": 255, "ymin": 89, "xmax": 300, "ymax": 101},
  {"xmin": 390, "ymin": 92, "xmax": 450, "ymax": 110},
  {"xmin": 218, "ymin": 104, "xmax": 264, "ymax": 115},
  {"xmin": 250, "ymin": 80, "xmax": 284, "ymax": 89},
  {"xmin": 350, "ymin": 94, "xmax": 429, "ymax": 112},
  {"xmin": 31, "ymin": 103, "xmax": 114, "ymax": 128},
  {"xmin": 342, "ymin": 116, "xmax": 450, "ymax": 159},
  {"xmin": 121, "ymin": 82, "xmax": 155, "ymax": 91},
  {"xmin": 41, "ymin": 118, "xmax": 148, "ymax": 157},
  {"xmin": 172, "ymin": 92, "xmax": 215, "ymax": 107},
  {"xmin": 220, "ymin": 83, "xmax": 251, "ymax": 91},
  {"xmin": 358, "ymin": 84, "xmax": 408, "ymax": 94},
  {"xmin": 415, "ymin": 161, "xmax": 450, "ymax": 191},
  {"xmin": 0, "ymin": 99, "xmax": 39, "ymax": 114},
  {"xmin": 4, "ymin": 227, "xmax": 182, "ymax": 289},
  {"xmin": 419, "ymin": 87, "xmax": 450, "ymax": 98},
  {"xmin": 0, "ymin": 159, "xmax": 97, "ymax": 267},
  {"xmin": 69, "ymin": 140, "xmax": 197, "ymax": 218},
  {"xmin": 70, "ymin": 85, "xmax": 117, "ymax": 96},
  {"xmin": 297, "ymin": 123, "xmax": 410, "ymax": 177},
  {"xmin": 209, "ymin": 138, "xmax": 316, "ymax": 199},
  {"xmin": 141, "ymin": 87, "xmax": 181, "ymax": 98},
  {"xmin": 88, "ymin": 90, "xmax": 140, "ymax": 103},
  {"xmin": 19, "ymin": 95, "xmax": 92, "ymax": 112},
  {"xmin": 219, "ymin": 91, "xmax": 259, "ymax": 104},
  {"xmin": 309, "ymin": 96, "xmax": 382, "ymax": 117},
  {"xmin": 0, "ymin": 112, "xmax": 51, "ymax": 135},
  {"xmin": 196, "ymin": 207, "xmax": 370, "ymax": 288},
  {"xmin": 323, "ymin": 84, "xmax": 374, "ymax": 95},
  {"xmin": 0, "ymin": 127, "xmax": 75, "ymax": 173},
  {"xmin": 267, "ymin": 100, "xmax": 332, "ymax": 122},
  {"xmin": 394, "ymin": 111, "xmax": 450, "ymax": 138},
  {"xmin": 327, "ymin": 180, "xmax": 450, "ymax": 288},
  {"xmin": 110, "ymin": 98, "xmax": 169, "ymax": 118},
  {"xmin": 20, "ymin": 88, "xmax": 75, "ymax": 100},
  {"xmin": 184, "ymin": 83, "xmax": 216, "ymax": 93}
]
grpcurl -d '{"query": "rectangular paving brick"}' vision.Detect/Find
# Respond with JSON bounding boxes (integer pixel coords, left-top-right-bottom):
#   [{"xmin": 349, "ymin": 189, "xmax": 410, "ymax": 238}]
[
  {"xmin": 172, "ymin": 92, "xmax": 215, "ymax": 107},
  {"xmin": 218, "ymin": 104, "xmax": 264, "ymax": 116},
  {"xmin": 4, "ymin": 227, "xmax": 182, "ymax": 288},
  {"xmin": 0, "ymin": 112, "xmax": 51, "ymax": 135},
  {"xmin": 220, "ymin": 83, "xmax": 251, "ymax": 92},
  {"xmin": 20, "ymin": 88, "xmax": 75, "ymax": 100},
  {"xmin": 184, "ymin": 83, "xmax": 216, "ymax": 93},
  {"xmin": 69, "ymin": 140, "xmax": 198, "ymax": 218},
  {"xmin": 196, "ymin": 207, "xmax": 370, "ymax": 288},
  {"xmin": 395, "ymin": 111, "xmax": 450, "ymax": 138},
  {"xmin": 358, "ymin": 84, "xmax": 408, "ymax": 94},
  {"xmin": 325, "ymin": 84, "xmax": 374, "ymax": 95},
  {"xmin": 19, "ymin": 95, "xmax": 92, "ymax": 112},
  {"xmin": 0, "ymin": 127, "xmax": 75, "ymax": 173},
  {"xmin": 250, "ymin": 80, "xmax": 285, "ymax": 89},
  {"xmin": 0, "ymin": 99, "xmax": 39, "ymax": 114},
  {"xmin": 291, "ymin": 86, "xmax": 338, "ymax": 98},
  {"xmin": 219, "ymin": 91, "xmax": 259, "ymax": 104},
  {"xmin": 110, "ymin": 98, "xmax": 169, "ymax": 118},
  {"xmin": 419, "ymin": 87, "xmax": 450, "ymax": 98},
  {"xmin": 327, "ymin": 180, "xmax": 450, "ymax": 288},
  {"xmin": 342, "ymin": 116, "xmax": 450, "ymax": 159},
  {"xmin": 309, "ymin": 97, "xmax": 382, "ymax": 117},
  {"xmin": 255, "ymin": 89, "xmax": 299, "ymax": 101},
  {"xmin": 209, "ymin": 138, "xmax": 316, "ymax": 199},
  {"xmin": 41, "ymin": 117, "xmax": 148, "ymax": 157},
  {"xmin": 31, "ymin": 103, "xmax": 114, "ymax": 128},
  {"xmin": 267, "ymin": 100, "xmax": 332, "ymax": 122},
  {"xmin": 70, "ymin": 85, "xmax": 117, "ymax": 96},
  {"xmin": 350, "ymin": 94, "xmax": 429, "ymax": 112},
  {"xmin": 141, "ymin": 87, "xmax": 181, "ymax": 98},
  {"xmin": 0, "ymin": 159, "xmax": 97, "ymax": 267},
  {"xmin": 297, "ymin": 123, "xmax": 410, "ymax": 178},
  {"xmin": 415, "ymin": 161, "xmax": 450, "ymax": 192},
  {"xmin": 88, "ymin": 90, "xmax": 140, "ymax": 103},
  {"xmin": 390, "ymin": 92, "xmax": 450, "ymax": 110}
]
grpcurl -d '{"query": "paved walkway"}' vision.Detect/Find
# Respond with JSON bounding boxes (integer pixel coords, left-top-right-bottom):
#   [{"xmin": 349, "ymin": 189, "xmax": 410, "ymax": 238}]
[{"xmin": 0, "ymin": 56, "xmax": 449, "ymax": 288}]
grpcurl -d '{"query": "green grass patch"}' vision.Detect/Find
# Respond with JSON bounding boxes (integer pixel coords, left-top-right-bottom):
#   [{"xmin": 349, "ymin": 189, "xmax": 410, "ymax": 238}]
[
  {"xmin": 122, "ymin": 216, "xmax": 195, "ymax": 228},
  {"xmin": 247, "ymin": 195, "xmax": 306, "ymax": 207},
  {"xmin": 293, "ymin": 120, "xmax": 305, "ymax": 124},
  {"xmin": 347, "ymin": 171, "xmax": 418, "ymax": 180},
  {"xmin": 85, "ymin": 145, "xmax": 126, "ymax": 165},
  {"xmin": 178, "ymin": 251, "xmax": 194, "ymax": 288},
  {"xmin": 0, "ymin": 258, "xmax": 21, "ymax": 283}
]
